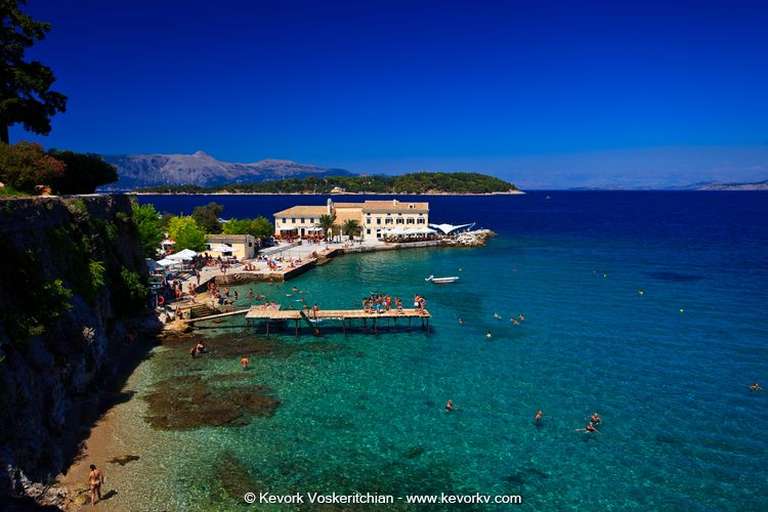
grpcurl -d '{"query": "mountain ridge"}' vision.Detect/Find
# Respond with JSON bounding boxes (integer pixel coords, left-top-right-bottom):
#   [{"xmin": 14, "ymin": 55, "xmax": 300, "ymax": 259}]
[{"xmin": 101, "ymin": 151, "xmax": 353, "ymax": 190}]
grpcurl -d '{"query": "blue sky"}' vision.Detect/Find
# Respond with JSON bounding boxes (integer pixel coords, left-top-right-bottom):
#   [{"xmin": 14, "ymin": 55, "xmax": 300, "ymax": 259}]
[{"xmin": 11, "ymin": 0, "xmax": 768, "ymax": 188}]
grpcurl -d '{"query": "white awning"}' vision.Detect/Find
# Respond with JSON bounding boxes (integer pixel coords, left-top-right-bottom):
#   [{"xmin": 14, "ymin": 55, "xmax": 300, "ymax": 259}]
[
  {"xmin": 279, "ymin": 227, "xmax": 299, "ymax": 231},
  {"xmin": 208, "ymin": 243, "xmax": 233, "ymax": 254},
  {"xmin": 383, "ymin": 227, "xmax": 436, "ymax": 236},
  {"xmin": 167, "ymin": 248, "xmax": 197, "ymax": 261},
  {"xmin": 429, "ymin": 222, "xmax": 475, "ymax": 235},
  {"xmin": 156, "ymin": 258, "xmax": 180, "ymax": 267}
]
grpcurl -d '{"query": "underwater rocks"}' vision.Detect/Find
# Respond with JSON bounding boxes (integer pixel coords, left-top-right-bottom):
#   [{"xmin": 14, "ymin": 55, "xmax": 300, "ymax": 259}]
[{"xmin": 143, "ymin": 374, "xmax": 280, "ymax": 430}]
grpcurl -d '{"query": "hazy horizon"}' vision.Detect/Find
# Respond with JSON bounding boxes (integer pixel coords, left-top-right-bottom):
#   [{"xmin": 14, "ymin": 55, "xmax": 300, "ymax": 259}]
[{"xmin": 10, "ymin": 0, "xmax": 768, "ymax": 189}]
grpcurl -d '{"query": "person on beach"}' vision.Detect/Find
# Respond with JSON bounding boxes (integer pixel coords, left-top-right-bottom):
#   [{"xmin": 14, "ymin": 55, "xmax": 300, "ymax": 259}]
[
  {"xmin": 445, "ymin": 400, "xmax": 454, "ymax": 412},
  {"xmin": 240, "ymin": 355, "xmax": 250, "ymax": 370},
  {"xmin": 88, "ymin": 464, "xmax": 104, "ymax": 507},
  {"xmin": 534, "ymin": 409, "xmax": 544, "ymax": 425},
  {"xmin": 750, "ymin": 383, "xmax": 762, "ymax": 392}
]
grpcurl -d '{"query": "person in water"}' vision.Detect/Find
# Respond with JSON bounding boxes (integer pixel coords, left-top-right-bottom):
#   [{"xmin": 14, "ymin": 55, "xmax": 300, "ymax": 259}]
[
  {"xmin": 585, "ymin": 422, "xmax": 599, "ymax": 433},
  {"xmin": 590, "ymin": 412, "xmax": 602, "ymax": 425},
  {"xmin": 485, "ymin": 330, "xmax": 492, "ymax": 339},
  {"xmin": 240, "ymin": 355, "xmax": 250, "ymax": 370},
  {"xmin": 88, "ymin": 464, "xmax": 104, "ymax": 507},
  {"xmin": 534, "ymin": 409, "xmax": 543, "ymax": 425},
  {"xmin": 750, "ymin": 383, "xmax": 762, "ymax": 392},
  {"xmin": 458, "ymin": 317, "xmax": 464, "ymax": 326},
  {"xmin": 445, "ymin": 400, "xmax": 454, "ymax": 412}
]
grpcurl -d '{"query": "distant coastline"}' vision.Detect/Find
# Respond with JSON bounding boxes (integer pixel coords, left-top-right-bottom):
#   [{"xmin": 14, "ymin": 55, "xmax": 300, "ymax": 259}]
[{"xmin": 127, "ymin": 189, "xmax": 526, "ymax": 196}]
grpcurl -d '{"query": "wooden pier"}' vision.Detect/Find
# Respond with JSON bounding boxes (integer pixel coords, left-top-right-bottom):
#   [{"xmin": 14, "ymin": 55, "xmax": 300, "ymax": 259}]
[{"xmin": 245, "ymin": 307, "xmax": 431, "ymax": 336}]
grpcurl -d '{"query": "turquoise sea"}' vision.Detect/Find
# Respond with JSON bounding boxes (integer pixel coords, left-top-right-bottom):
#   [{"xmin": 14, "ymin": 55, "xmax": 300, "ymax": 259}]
[{"xmin": 129, "ymin": 192, "xmax": 768, "ymax": 511}]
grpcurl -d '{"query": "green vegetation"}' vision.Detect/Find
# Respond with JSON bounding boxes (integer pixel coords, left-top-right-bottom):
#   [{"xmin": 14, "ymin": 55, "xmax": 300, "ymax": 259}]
[
  {"xmin": 222, "ymin": 217, "xmax": 273, "ymax": 239},
  {"xmin": 131, "ymin": 199, "xmax": 164, "ymax": 258},
  {"xmin": 0, "ymin": 141, "xmax": 118, "ymax": 194},
  {"xmin": 342, "ymin": 219, "xmax": 361, "ymax": 239},
  {"xmin": 47, "ymin": 149, "xmax": 118, "ymax": 193},
  {"xmin": 114, "ymin": 267, "xmax": 148, "ymax": 316},
  {"xmin": 168, "ymin": 215, "xmax": 207, "ymax": 251},
  {"xmin": 0, "ymin": 238, "xmax": 73, "ymax": 341},
  {"xmin": 317, "ymin": 213, "xmax": 336, "ymax": 239},
  {"xmin": 191, "ymin": 202, "xmax": 223, "ymax": 234},
  {"xmin": 0, "ymin": 0, "xmax": 67, "ymax": 144},
  {"xmin": 136, "ymin": 172, "xmax": 518, "ymax": 195}
]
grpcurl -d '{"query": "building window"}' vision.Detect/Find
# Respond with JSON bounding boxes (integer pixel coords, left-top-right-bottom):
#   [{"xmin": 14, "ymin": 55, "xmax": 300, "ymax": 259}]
[
  {"xmin": 366, "ymin": 217, "xmax": 371, "ymax": 224},
  {"xmin": 366, "ymin": 228, "xmax": 371, "ymax": 235},
  {"xmin": 385, "ymin": 218, "xmax": 393, "ymax": 224},
  {"xmin": 376, "ymin": 218, "xmax": 381, "ymax": 224},
  {"xmin": 282, "ymin": 218, "xmax": 287, "ymax": 223},
  {"xmin": 406, "ymin": 218, "xmax": 414, "ymax": 224},
  {"xmin": 292, "ymin": 218, "xmax": 296, "ymax": 224},
  {"xmin": 417, "ymin": 218, "xmax": 425, "ymax": 224},
  {"xmin": 311, "ymin": 218, "xmax": 316, "ymax": 223},
  {"xmin": 300, "ymin": 218, "xmax": 305, "ymax": 223},
  {"xmin": 396, "ymin": 218, "xmax": 404, "ymax": 224}
]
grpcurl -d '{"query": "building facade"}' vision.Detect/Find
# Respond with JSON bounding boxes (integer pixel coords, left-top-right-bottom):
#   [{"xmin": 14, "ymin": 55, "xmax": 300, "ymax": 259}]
[
  {"xmin": 205, "ymin": 234, "xmax": 257, "ymax": 260},
  {"xmin": 274, "ymin": 199, "xmax": 429, "ymax": 241}
]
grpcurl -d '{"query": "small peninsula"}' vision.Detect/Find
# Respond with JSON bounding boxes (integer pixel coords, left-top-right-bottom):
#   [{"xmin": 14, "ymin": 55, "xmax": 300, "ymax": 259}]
[{"xmin": 132, "ymin": 172, "xmax": 522, "ymax": 195}]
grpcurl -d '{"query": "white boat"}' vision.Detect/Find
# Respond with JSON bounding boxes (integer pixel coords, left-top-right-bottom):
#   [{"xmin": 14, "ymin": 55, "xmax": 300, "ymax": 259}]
[{"xmin": 425, "ymin": 274, "xmax": 460, "ymax": 284}]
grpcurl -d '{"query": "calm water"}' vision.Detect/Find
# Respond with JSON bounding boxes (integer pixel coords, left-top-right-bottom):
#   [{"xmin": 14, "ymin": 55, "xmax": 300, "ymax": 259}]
[{"xmin": 130, "ymin": 192, "xmax": 768, "ymax": 511}]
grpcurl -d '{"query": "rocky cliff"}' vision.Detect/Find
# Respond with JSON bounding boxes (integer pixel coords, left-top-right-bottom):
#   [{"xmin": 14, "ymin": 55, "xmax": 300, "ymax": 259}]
[{"xmin": 0, "ymin": 195, "xmax": 152, "ymax": 510}]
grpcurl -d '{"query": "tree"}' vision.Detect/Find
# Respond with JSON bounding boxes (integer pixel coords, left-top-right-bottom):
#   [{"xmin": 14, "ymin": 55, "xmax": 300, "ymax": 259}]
[
  {"xmin": 47, "ymin": 149, "xmax": 117, "ymax": 193},
  {"xmin": 191, "ymin": 202, "xmax": 223, "ymax": 234},
  {"xmin": 0, "ymin": 141, "xmax": 64, "ymax": 192},
  {"xmin": 131, "ymin": 199, "xmax": 164, "ymax": 258},
  {"xmin": 222, "ymin": 216, "xmax": 273, "ymax": 239},
  {"xmin": 1, "ymin": 0, "xmax": 67, "ymax": 143},
  {"xmin": 342, "ymin": 219, "xmax": 361, "ymax": 240},
  {"xmin": 317, "ymin": 214, "xmax": 335, "ymax": 240},
  {"xmin": 168, "ymin": 216, "xmax": 206, "ymax": 251}
]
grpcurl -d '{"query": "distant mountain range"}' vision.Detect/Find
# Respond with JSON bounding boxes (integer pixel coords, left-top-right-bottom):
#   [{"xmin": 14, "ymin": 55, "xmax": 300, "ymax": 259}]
[
  {"xmin": 685, "ymin": 179, "xmax": 768, "ymax": 191},
  {"xmin": 101, "ymin": 151, "xmax": 352, "ymax": 190}
]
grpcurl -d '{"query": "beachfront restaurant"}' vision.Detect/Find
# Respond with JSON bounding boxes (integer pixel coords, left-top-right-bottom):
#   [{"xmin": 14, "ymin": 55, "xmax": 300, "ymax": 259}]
[{"xmin": 273, "ymin": 198, "xmax": 430, "ymax": 241}]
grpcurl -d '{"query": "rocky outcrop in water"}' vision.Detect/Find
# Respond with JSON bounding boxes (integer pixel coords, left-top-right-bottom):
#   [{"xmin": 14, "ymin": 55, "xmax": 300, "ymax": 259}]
[{"xmin": 0, "ymin": 195, "xmax": 152, "ymax": 510}]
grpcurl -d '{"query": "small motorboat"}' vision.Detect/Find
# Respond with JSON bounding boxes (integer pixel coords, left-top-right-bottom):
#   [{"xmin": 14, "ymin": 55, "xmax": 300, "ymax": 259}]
[{"xmin": 425, "ymin": 275, "xmax": 460, "ymax": 284}]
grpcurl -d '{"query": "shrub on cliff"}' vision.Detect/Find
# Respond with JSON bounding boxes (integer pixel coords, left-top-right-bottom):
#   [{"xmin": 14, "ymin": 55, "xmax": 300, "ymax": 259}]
[
  {"xmin": 47, "ymin": 149, "xmax": 118, "ymax": 194},
  {"xmin": 0, "ymin": 141, "xmax": 64, "ymax": 192},
  {"xmin": 0, "ymin": 142, "xmax": 118, "ymax": 194}
]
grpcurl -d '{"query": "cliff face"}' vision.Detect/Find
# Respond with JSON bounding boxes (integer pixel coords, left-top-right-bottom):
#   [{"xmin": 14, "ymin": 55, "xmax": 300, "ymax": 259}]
[{"xmin": 0, "ymin": 195, "xmax": 149, "ymax": 508}]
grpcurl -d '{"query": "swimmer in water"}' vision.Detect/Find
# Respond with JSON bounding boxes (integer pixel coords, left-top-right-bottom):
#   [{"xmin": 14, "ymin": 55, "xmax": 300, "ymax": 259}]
[
  {"xmin": 493, "ymin": 313, "xmax": 502, "ymax": 320},
  {"xmin": 240, "ymin": 355, "xmax": 250, "ymax": 370},
  {"xmin": 750, "ymin": 383, "xmax": 762, "ymax": 392},
  {"xmin": 458, "ymin": 317, "xmax": 464, "ymax": 326},
  {"xmin": 445, "ymin": 400, "xmax": 454, "ymax": 412},
  {"xmin": 518, "ymin": 313, "xmax": 525, "ymax": 322},
  {"xmin": 534, "ymin": 409, "xmax": 543, "ymax": 425},
  {"xmin": 511, "ymin": 318, "xmax": 520, "ymax": 325},
  {"xmin": 638, "ymin": 289, "xmax": 645, "ymax": 296},
  {"xmin": 485, "ymin": 330, "xmax": 493, "ymax": 339},
  {"xmin": 590, "ymin": 412, "xmax": 602, "ymax": 425},
  {"xmin": 585, "ymin": 422, "xmax": 599, "ymax": 433}
]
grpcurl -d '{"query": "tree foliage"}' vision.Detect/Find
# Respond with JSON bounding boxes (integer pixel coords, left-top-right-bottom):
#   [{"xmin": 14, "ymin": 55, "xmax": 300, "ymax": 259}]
[
  {"xmin": 342, "ymin": 219, "xmax": 361, "ymax": 238},
  {"xmin": 131, "ymin": 199, "xmax": 164, "ymax": 258},
  {"xmin": 222, "ymin": 216, "xmax": 273, "ymax": 239},
  {"xmin": 168, "ymin": 215, "xmax": 206, "ymax": 251},
  {"xmin": 0, "ymin": 141, "xmax": 63, "ymax": 191},
  {"xmin": 191, "ymin": 201, "xmax": 223, "ymax": 234},
  {"xmin": 317, "ymin": 214, "xmax": 336, "ymax": 238},
  {"xmin": 48, "ymin": 149, "xmax": 117, "ymax": 193},
  {"xmin": 0, "ymin": 0, "xmax": 67, "ymax": 143}
]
